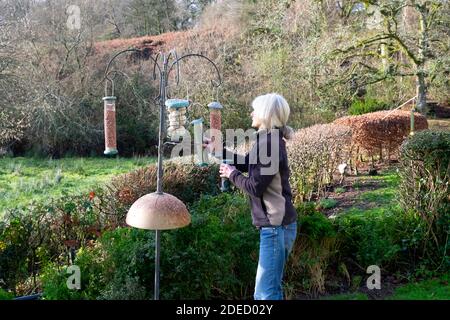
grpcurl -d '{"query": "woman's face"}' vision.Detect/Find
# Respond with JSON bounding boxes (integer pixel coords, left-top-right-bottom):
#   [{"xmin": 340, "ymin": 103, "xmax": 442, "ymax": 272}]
[{"xmin": 251, "ymin": 111, "xmax": 261, "ymax": 128}]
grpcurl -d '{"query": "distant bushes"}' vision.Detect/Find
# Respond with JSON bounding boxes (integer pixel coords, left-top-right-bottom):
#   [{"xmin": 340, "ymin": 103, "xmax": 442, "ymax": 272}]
[
  {"xmin": 398, "ymin": 130, "xmax": 450, "ymax": 269},
  {"xmin": 287, "ymin": 124, "xmax": 352, "ymax": 202},
  {"xmin": 348, "ymin": 98, "xmax": 390, "ymax": 116}
]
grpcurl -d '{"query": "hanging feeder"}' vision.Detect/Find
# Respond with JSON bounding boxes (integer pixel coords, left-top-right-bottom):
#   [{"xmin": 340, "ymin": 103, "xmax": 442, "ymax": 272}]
[
  {"xmin": 103, "ymin": 96, "xmax": 118, "ymax": 155},
  {"xmin": 191, "ymin": 118, "xmax": 208, "ymax": 166},
  {"xmin": 208, "ymin": 101, "xmax": 223, "ymax": 131},
  {"xmin": 166, "ymin": 98, "xmax": 189, "ymax": 142},
  {"xmin": 103, "ymin": 78, "xmax": 118, "ymax": 156},
  {"xmin": 208, "ymin": 101, "xmax": 223, "ymax": 155}
]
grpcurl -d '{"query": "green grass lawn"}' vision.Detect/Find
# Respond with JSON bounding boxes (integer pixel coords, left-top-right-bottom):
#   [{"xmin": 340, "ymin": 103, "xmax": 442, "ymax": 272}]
[
  {"xmin": 322, "ymin": 273, "xmax": 450, "ymax": 300},
  {"xmin": 388, "ymin": 273, "xmax": 450, "ymax": 300},
  {"xmin": 341, "ymin": 169, "xmax": 401, "ymax": 215},
  {"xmin": 357, "ymin": 171, "xmax": 399, "ymax": 205},
  {"xmin": 0, "ymin": 156, "xmax": 155, "ymax": 216},
  {"xmin": 321, "ymin": 292, "xmax": 369, "ymax": 300}
]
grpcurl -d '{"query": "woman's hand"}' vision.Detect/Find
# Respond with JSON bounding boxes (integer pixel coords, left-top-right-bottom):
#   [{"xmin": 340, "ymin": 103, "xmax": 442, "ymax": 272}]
[
  {"xmin": 219, "ymin": 164, "xmax": 237, "ymax": 179},
  {"xmin": 202, "ymin": 137, "xmax": 215, "ymax": 153}
]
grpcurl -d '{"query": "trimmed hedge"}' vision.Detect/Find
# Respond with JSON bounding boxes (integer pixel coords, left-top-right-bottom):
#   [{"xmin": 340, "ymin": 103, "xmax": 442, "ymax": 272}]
[
  {"xmin": 334, "ymin": 110, "xmax": 428, "ymax": 161},
  {"xmin": 287, "ymin": 124, "xmax": 352, "ymax": 202}
]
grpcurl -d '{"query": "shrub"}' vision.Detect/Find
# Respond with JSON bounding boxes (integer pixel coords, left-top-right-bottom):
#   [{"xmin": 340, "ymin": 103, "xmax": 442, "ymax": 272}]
[
  {"xmin": 286, "ymin": 203, "xmax": 433, "ymax": 297},
  {"xmin": 348, "ymin": 98, "xmax": 390, "ymax": 116},
  {"xmin": 398, "ymin": 130, "xmax": 450, "ymax": 269},
  {"xmin": 336, "ymin": 208, "xmax": 406, "ymax": 269},
  {"xmin": 334, "ymin": 110, "xmax": 428, "ymax": 164},
  {"xmin": 334, "ymin": 187, "xmax": 345, "ymax": 194},
  {"xmin": 40, "ymin": 264, "xmax": 85, "ymax": 300},
  {"xmin": 0, "ymin": 106, "xmax": 29, "ymax": 152},
  {"xmin": 285, "ymin": 207, "xmax": 339, "ymax": 297},
  {"xmin": 0, "ymin": 288, "xmax": 14, "ymax": 300},
  {"xmin": 0, "ymin": 193, "xmax": 108, "ymax": 294},
  {"xmin": 160, "ymin": 193, "xmax": 258, "ymax": 299},
  {"xmin": 287, "ymin": 124, "xmax": 352, "ymax": 203},
  {"xmin": 0, "ymin": 214, "xmax": 33, "ymax": 295},
  {"xmin": 100, "ymin": 161, "xmax": 221, "ymax": 224},
  {"xmin": 41, "ymin": 227, "xmax": 154, "ymax": 300}
]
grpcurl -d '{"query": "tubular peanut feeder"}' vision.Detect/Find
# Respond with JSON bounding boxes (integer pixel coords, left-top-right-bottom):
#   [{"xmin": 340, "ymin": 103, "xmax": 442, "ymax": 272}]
[
  {"xmin": 208, "ymin": 101, "xmax": 223, "ymax": 154},
  {"xmin": 103, "ymin": 96, "xmax": 118, "ymax": 155}
]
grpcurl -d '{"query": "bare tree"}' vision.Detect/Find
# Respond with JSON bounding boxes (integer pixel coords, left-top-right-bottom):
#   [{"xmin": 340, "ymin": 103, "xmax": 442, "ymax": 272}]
[{"xmin": 333, "ymin": 0, "xmax": 449, "ymax": 114}]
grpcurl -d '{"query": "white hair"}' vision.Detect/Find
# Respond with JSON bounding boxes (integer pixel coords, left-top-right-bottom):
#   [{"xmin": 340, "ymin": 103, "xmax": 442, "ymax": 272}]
[{"xmin": 252, "ymin": 93, "xmax": 294, "ymax": 139}]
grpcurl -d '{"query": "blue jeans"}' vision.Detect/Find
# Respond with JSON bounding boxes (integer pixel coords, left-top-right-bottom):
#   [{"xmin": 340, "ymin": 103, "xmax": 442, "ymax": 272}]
[{"xmin": 254, "ymin": 221, "xmax": 297, "ymax": 300}]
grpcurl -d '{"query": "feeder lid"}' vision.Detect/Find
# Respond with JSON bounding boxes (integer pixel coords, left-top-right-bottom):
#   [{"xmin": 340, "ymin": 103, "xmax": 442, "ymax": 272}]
[
  {"xmin": 208, "ymin": 101, "xmax": 223, "ymax": 109},
  {"xmin": 103, "ymin": 96, "xmax": 117, "ymax": 101},
  {"xmin": 165, "ymin": 99, "xmax": 190, "ymax": 109},
  {"xmin": 191, "ymin": 118, "xmax": 204, "ymax": 125},
  {"xmin": 126, "ymin": 192, "xmax": 191, "ymax": 230},
  {"xmin": 104, "ymin": 148, "xmax": 118, "ymax": 156}
]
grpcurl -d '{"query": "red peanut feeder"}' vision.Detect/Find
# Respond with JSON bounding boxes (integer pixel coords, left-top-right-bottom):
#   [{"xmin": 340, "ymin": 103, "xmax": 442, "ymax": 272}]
[
  {"xmin": 208, "ymin": 101, "xmax": 223, "ymax": 153},
  {"xmin": 210, "ymin": 110, "xmax": 221, "ymax": 131},
  {"xmin": 103, "ymin": 96, "xmax": 118, "ymax": 155}
]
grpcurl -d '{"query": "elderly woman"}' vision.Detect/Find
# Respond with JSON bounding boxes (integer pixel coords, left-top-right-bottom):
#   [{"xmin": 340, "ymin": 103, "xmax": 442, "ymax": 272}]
[{"xmin": 204, "ymin": 93, "xmax": 297, "ymax": 300}]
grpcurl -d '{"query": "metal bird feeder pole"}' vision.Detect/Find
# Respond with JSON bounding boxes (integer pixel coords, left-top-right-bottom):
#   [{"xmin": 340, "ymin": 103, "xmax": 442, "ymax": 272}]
[
  {"xmin": 410, "ymin": 107, "xmax": 415, "ymax": 136},
  {"xmin": 103, "ymin": 49, "xmax": 221, "ymax": 300}
]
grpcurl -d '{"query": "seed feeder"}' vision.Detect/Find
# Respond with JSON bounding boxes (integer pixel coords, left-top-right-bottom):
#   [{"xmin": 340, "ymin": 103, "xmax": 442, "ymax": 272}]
[
  {"xmin": 191, "ymin": 118, "xmax": 208, "ymax": 166},
  {"xmin": 103, "ymin": 49, "xmax": 221, "ymax": 300},
  {"xmin": 103, "ymin": 79, "xmax": 118, "ymax": 156},
  {"xmin": 166, "ymin": 98, "xmax": 189, "ymax": 142}
]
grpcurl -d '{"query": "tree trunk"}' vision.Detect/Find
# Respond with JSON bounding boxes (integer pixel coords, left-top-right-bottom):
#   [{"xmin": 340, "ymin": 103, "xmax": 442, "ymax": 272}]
[
  {"xmin": 415, "ymin": 5, "xmax": 429, "ymax": 114},
  {"xmin": 381, "ymin": 16, "xmax": 391, "ymax": 73}
]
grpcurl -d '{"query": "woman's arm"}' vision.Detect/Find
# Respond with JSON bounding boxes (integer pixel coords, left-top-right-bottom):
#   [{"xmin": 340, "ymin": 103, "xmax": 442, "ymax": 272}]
[
  {"xmin": 228, "ymin": 161, "xmax": 276, "ymax": 197},
  {"xmin": 204, "ymin": 138, "xmax": 249, "ymax": 173},
  {"xmin": 222, "ymin": 147, "xmax": 249, "ymax": 173},
  {"xmin": 224, "ymin": 133, "xmax": 281, "ymax": 197}
]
